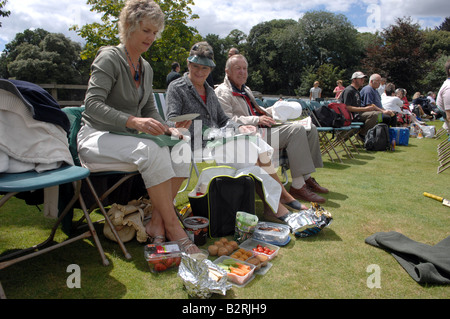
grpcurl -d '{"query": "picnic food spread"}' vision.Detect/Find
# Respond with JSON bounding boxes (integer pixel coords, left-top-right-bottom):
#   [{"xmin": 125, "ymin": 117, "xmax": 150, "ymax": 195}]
[{"xmin": 144, "ymin": 204, "xmax": 333, "ymax": 298}]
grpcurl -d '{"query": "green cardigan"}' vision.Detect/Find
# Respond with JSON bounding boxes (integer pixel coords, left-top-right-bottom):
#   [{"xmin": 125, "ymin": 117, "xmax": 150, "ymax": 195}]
[{"xmin": 82, "ymin": 44, "xmax": 164, "ymax": 133}]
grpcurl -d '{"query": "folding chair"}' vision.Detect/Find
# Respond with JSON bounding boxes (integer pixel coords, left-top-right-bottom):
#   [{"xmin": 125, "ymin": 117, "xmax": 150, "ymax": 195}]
[
  {"xmin": 63, "ymin": 106, "xmax": 138, "ymax": 260},
  {"xmin": 302, "ymin": 100, "xmax": 343, "ymax": 163},
  {"xmin": 310, "ymin": 100, "xmax": 361, "ymax": 160},
  {"xmin": 0, "ymin": 165, "xmax": 110, "ymax": 298},
  {"xmin": 262, "ymin": 97, "xmax": 280, "ymax": 108},
  {"xmin": 438, "ymin": 135, "xmax": 450, "ymax": 173}
]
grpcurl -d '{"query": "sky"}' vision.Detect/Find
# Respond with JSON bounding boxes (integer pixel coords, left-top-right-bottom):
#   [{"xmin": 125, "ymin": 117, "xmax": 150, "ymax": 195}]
[{"xmin": 0, "ymin": 0, "xmax": 449, "ymax": 52}]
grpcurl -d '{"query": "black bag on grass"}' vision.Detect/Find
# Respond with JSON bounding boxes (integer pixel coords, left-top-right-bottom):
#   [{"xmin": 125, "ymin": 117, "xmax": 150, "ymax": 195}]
[
  {"xmin": 364, "ymin": 123, "xmax": 390, "ymax": 151},
  {"xmin": 188, "ymin": 175, "xmax": 255, "ymax": 238}
]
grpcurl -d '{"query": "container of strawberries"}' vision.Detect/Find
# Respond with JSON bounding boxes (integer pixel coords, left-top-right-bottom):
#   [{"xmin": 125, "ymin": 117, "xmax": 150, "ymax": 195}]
[{"xmin": 144, "ymin": 241, "xmax": 182, "ymax": 273}]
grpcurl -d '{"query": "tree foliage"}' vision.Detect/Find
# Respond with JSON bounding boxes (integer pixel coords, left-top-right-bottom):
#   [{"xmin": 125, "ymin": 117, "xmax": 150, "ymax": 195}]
[
  {"xmin": 71, "ymin": 0, "xmax": 200, "ymax": 88},
  {"xmin": 0, "ymin": 0, "xmax": 10, "ymax": 27},
  {"xmin": 296, "ymin": 63, "xmax": 345, "ymax": 97},
  {"xmin": 1, "ymin": 4, "xmax": 448, "ymax": 97},
  {"xmin": 436, "ymin": 17, "xmax": 450, "ymax": 31},
  {"xmin": 246, "ymin": 19, "xmax": 301, "ymax": 95},
  {"xmin": 297, "ymin": 11, "xmax": 362, "ymax": 71},
  {"xmin": 0, "ymin": 29, "xmax": 89, "ymax": 84},
  {"xmin": 361, "ymin": 17, "xmax": 428, "ymax": 93}
]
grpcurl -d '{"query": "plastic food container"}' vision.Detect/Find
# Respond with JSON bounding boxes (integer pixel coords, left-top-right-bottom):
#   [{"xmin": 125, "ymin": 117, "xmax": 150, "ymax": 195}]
[
  {"xmin": 183, "ymin": 216, "xmax": 209, "ymax": 246},
  {"xmin": 253, "ymin": 222, "xmax": 291, "ymax": 246},
  {"xmin": 239, "ymin": 238, "xmax": 280, "ymax": 261},
  {"xmin": 229, "ymin": 247, "xmax": 254, "ymax": 261},
  {"xmin": 213, "ymin": 256, "xmax": 256, "ymax": 286},
  {"xmin": 144, "ymin": 241, "xmax": 182, "ymax": 273}
]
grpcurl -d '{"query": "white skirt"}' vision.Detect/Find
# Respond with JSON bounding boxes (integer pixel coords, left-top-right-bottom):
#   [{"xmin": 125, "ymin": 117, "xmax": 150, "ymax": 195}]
[{"xmin": 77, "ymin": 124, "xmax": 191, "ymax": 188}]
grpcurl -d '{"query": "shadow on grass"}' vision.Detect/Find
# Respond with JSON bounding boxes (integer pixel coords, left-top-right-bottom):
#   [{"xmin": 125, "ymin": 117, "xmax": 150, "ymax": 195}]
[{"xmin": 1, "ymin": 234, "xmax": 127, "ymax": 298}]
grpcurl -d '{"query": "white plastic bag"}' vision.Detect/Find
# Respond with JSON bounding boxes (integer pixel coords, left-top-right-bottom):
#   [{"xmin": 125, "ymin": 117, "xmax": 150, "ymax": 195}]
[{"xmin": 421, "ymin": 125, "xmax": 435, "ymax": 138}]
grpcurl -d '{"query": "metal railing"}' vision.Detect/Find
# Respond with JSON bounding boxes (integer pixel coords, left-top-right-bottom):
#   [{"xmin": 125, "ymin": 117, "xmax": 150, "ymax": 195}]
[{"xmin": 38, "ymin": 83, "xmax": 166, "ymax": 107}]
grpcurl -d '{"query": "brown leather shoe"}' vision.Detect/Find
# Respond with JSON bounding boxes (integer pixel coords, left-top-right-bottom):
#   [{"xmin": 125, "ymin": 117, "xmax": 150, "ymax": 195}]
[
  {"xmin": 305, "ymin": 177, "xmax": 329, "ymax": 194},
  {"xmin": 289, "ymin": 184, "xmax": 326, "ymax": 203}
]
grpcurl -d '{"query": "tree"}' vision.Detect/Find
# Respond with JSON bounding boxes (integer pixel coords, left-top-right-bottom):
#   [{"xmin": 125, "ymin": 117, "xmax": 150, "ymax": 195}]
[
  {"xmin": 436, "ymin": 17, "xmax": 450, "ymax": 31},
  {"xmin": 297, "ymin": 11, "xmax": 362, "ymax": 72},
  {"xmin": 296, "ymin": 63, "xmax": 345, "ymax": 97},
  {"xmin": 246, "ymin": 19, "xmax": 302, "ymax": 95},
  {"xmin": 419, "ymin": 54, "xmax": 450, "ymax": 93},
  {"xmin": 0, "ymin": 0, "xmax": 10, "ymax": 27},
  {"xmin": 422, "ymin": 29, "xmax": 450, "ymax": 59},
  {"xmin": 361, "ymin": 17, "xmax": 428, "ymax": 93},
  {"xmin": 1, "ymin": 29, "xmax": 88, "ymax": 86},
  {"xmin": 205, "ymin": 29, "xmax": 247, "ymax": 85},
  {"xmin": 71, "ymin": 0, "xmax": 200, "ymax": 89}
]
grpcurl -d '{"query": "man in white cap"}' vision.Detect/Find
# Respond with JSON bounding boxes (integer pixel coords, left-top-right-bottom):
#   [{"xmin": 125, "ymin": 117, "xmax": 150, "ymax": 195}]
[{"xmin": 340, "ymin": 71, "xmax": 390, "ymax": 138}]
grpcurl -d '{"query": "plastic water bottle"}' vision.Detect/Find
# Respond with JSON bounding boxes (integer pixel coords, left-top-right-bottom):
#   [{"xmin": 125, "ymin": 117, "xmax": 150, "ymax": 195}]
[{"xmin": 391, "ymin": 139, "xmax": 396, "ymax": 151}]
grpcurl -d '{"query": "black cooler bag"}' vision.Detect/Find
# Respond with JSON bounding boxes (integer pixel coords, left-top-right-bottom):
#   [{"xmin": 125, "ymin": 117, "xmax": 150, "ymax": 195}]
[{"xmin": 188, "ymin": 175, "xmax": 255, "ymax": 238}]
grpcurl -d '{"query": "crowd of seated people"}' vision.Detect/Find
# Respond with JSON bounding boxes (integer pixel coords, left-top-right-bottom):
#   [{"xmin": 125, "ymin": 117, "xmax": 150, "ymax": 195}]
[{"xmin": 10, "ymin": 0, "xmax": 447, "ymax": 253}]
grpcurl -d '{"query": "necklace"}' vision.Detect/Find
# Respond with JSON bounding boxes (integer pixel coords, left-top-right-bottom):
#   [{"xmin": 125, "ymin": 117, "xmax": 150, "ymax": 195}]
[{"xmin": 124, "ymin": 47, "xmax": 140, "ymax": 81}]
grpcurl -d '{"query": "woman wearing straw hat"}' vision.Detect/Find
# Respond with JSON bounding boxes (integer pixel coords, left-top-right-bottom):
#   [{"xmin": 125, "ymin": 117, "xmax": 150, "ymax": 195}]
[{"xmin": 166, "ymin": 42, "xmax": 305, "ymax": 225}]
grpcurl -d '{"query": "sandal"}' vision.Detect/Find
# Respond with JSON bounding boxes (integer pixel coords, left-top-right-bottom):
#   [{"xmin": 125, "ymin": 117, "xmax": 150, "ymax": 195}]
[{"xmin": 177, "ymin": 237, "xmax": 200, "ymax": 254}]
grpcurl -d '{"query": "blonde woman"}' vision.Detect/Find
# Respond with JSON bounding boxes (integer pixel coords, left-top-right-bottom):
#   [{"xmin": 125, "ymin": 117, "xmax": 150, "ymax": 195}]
[{"xmin": 78, "ymin": 0, "xmax": 198, "ymax": 252}]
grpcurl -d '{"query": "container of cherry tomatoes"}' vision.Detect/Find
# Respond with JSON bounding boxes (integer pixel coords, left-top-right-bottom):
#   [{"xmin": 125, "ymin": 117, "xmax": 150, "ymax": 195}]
[
  {"xmin": 239, "ymin": 238, "xmax": 279, "ymax": 261},
  {"xmin": 144, "ymin": 241, "xmax": 182, "ymax": 273}
]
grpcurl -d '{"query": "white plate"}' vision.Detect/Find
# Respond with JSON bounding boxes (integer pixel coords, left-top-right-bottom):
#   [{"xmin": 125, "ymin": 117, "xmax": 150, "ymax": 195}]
[{"xmin": 168, "ymin": 113, "xmax": 200, "ymax": 122}]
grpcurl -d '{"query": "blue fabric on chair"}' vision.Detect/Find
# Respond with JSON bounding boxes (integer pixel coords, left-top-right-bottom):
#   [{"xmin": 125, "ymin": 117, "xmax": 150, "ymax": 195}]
[{"xmin": 0, "ymin": 79, "xmax": 70, "ymax": 134}]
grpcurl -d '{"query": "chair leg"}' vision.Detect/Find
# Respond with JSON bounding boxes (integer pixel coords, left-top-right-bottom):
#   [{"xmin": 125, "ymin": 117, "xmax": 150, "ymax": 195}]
[
  {"xmin": 0, "ymin": 281, "xmax": 6, "ymax": 299},
  {"xmin": 76, "ymin": 182, "xmax": 110, "ymax": 266},
  {"xmin": 0, "ymin": 180, "xmax": 109, "ymax": 270},
  {"xmin": 84, "ymin": 177, "xmax": 132, "ymax": 260}
]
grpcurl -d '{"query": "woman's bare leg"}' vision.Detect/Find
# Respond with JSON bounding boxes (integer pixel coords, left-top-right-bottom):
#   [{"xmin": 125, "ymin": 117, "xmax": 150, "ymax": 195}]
[{"xmin": 145, "ymin": 178, "xmax": 199, "ymax": 252}]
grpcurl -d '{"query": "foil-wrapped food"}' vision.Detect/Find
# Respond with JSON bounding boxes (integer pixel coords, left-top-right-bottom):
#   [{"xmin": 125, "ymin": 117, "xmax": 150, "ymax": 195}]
[
  {"xmin": 178, "ymin": 252, "xmax": 232, "ymax": 298},
  {"xmin": 284, "ymin": 203, "xmax": 333, "ymax": 237}
]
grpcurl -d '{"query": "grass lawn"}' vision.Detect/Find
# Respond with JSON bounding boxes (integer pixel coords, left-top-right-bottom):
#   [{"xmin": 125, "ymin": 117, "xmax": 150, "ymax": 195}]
[{"xmin": 1, "ymin": 120, "xmax": 449, "ymax": 301}]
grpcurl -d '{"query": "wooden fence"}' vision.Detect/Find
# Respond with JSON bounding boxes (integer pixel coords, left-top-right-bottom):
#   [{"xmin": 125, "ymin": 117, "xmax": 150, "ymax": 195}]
[
  {"xmin": 38, "ymin": 83, "xmax": 313, "ymax": 107},
  {"xmin": 38, "ymin": 83, "xmax": 166, "ymax": 107}
]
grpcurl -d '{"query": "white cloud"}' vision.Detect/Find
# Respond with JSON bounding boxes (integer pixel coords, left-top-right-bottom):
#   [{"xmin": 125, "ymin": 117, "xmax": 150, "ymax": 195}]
[
  {"xmin": 0, "ymin": 0, "xmax": 448, "ymax": 51},
  {"xmin": 0, "ymin": 0, "xmax": 100, "ymax": 49}
]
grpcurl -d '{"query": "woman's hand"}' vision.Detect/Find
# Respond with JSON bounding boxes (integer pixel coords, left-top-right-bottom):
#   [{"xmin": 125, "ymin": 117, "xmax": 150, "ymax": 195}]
[
  {"xmin": 238, "ymin": 125, "xmax": 257, "ymax": 135},
  {"xmin": 165, "ymin": 127, "xmax": 184, "ymax": 140},
  {"xmin": 258, "ymin": 115, "xmax": 276, "ymax": 127},
  {"xmin": 382, "ymin": 109, "xmax": 395, "ymax": 117},
  {"xmin": 126, "ymin": 116, "xmax": 166, "ymax": 136}
]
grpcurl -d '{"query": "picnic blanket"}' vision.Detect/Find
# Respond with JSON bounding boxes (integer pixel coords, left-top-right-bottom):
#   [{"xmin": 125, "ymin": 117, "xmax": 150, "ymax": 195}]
[{"xmin": 365, "ymin": 231, "xmax": 450, "ymax": 285}]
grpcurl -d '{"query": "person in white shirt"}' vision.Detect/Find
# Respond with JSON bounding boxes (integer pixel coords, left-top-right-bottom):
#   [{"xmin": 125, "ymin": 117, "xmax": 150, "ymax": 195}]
[
  {"xmin": 381, "ymin": 83, "xmax": 414, "ymax": 126},
  {"xmin": 377, "ymin": 77, "xmax": 386, "ymax": 96},
  {"xmin": 436, "ymin": 59, "xmax": 450, "ymax": 133},
  {"xmin": 381, "ymin": 83, "xmax": 403, "ymax": 113}
]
